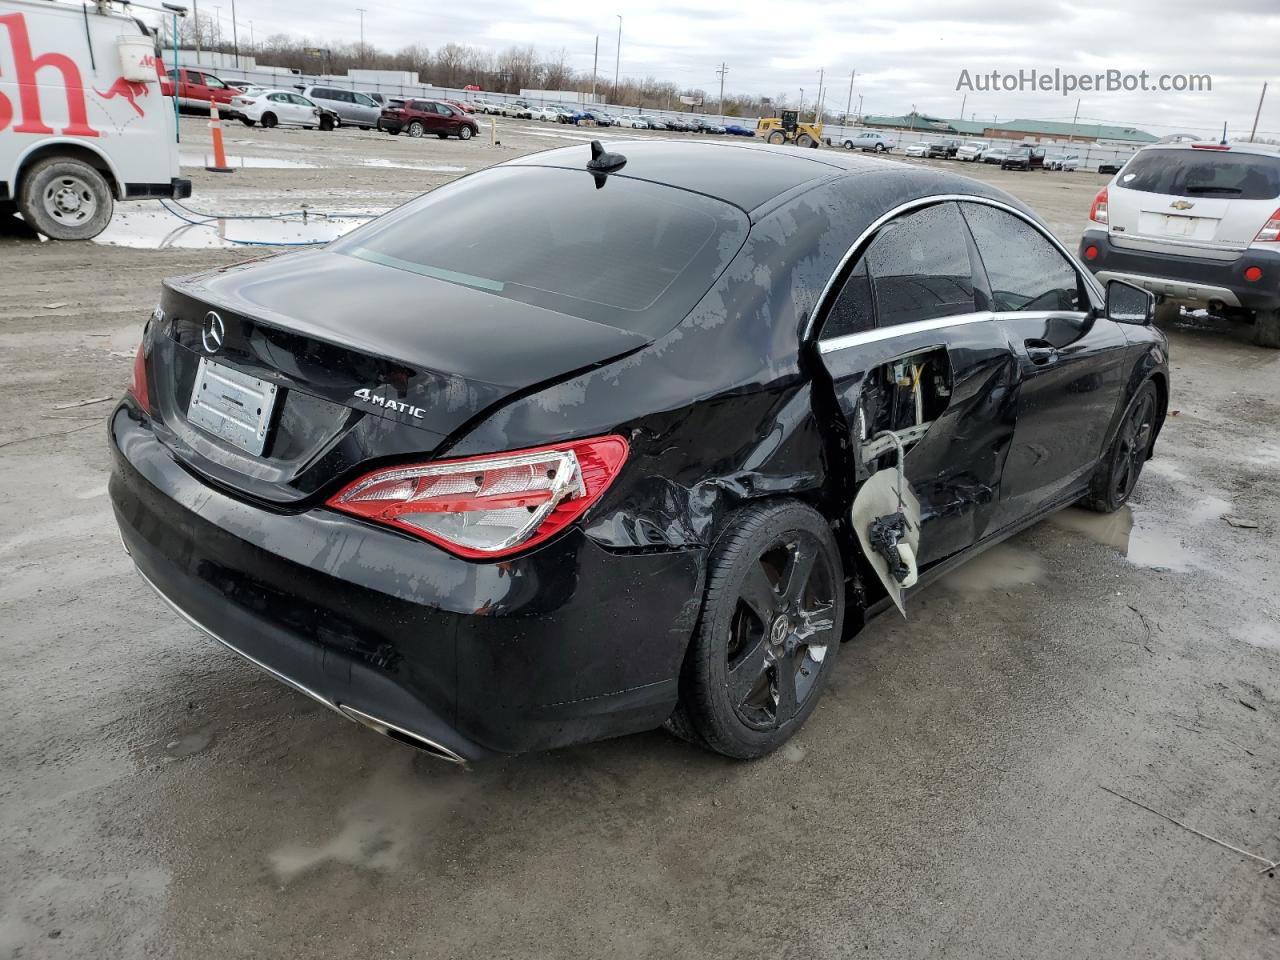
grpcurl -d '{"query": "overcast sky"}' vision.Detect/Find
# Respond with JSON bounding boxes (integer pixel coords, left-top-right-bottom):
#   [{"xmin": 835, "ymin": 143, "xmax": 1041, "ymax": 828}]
[{"xmin": 187, "ymin": 0, "xmax": 1277, "ymax": 135}]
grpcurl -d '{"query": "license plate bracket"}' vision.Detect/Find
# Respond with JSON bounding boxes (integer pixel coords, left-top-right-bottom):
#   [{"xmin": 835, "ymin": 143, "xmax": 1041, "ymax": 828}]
[{"xmin": 187, "ymin": 357, "xmax": 279, "ymax": 456}]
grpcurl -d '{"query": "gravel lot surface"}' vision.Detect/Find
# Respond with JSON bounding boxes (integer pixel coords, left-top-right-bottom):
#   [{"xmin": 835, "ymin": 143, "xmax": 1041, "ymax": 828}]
[{"xmin": 1, "ymin": 117, "xmax": 1277, "ymax": 960}]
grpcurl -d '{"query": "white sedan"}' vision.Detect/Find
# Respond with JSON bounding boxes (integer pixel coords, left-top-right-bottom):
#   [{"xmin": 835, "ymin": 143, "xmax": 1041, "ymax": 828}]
[
  {"xmin": 616, "ymin": 115, "xmax": 649, "ymax": 129},
  {"xmin": 233, "ymin": 89, "xmax": 323, "ymax": 129},
  {"xmin": 531, "ymin": 106, "xmax": 561, "ymax": 122},
  {"xmin": 904, "ymin": 142, "xmax": 929, "ymax": 157}
]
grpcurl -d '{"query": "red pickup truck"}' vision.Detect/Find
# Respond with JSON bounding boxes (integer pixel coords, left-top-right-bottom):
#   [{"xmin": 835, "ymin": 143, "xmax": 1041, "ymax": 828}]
[{"xmin": 158, "ymin": 67, "xmax": 237, "ymax": 111}]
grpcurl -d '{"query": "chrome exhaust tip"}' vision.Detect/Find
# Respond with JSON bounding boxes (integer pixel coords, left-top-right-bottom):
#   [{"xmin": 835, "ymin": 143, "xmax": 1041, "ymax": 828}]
[{"xmin": 337, "ymin": 704, "xmax": 467, "ymax": 765}]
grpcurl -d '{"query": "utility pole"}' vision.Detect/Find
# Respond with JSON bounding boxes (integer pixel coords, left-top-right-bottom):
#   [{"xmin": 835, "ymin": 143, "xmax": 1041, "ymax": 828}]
[
  {"xmin": 356, "ymin": 8, "xmax": 367, "ymax": 68},
  {"xmin": 799, "ymin": 87, "xmax": 804, "ymax": 114},
  {"xmin": 959, "ymin": 92, "xmax": 966, "ymax": 122},
  {"xmin": 248, "ymin": 20, "xmax": 254, "ymax": 54},
  {"xmin": 1070, "ymin": 97, "xmax": 1081, "ymax": 143},
  {"xmin": 591, "ymin": 35, "xmax": 598, "ymax": 102},
  {"xmin": 815, "ymin": 67, "xmax": 824, "ymax": 123},
  {"xmin": 613, "ymin": 14, "xmax": 622, "ymax": 105},
  {"xmin": 1250, "ymin": 82, "xmax": 1268, "ymax": 141},
  {"xmin": 230, "ymin": 0, "xmax": 239, "ymax": 64},
  {"xmin": 856, "ymin": 93, "xmax": 863, "ymax": 120},
  {"xmin": 716, "ymin": 62, "xmax": 728, "ymax": 118},
  {"xmin": 192, "ymin": 0, "xmax": 201, "ymax": 57},
  {"xmin": 844, "ymin": 69, "xmax": 855, "ymax": 125}
]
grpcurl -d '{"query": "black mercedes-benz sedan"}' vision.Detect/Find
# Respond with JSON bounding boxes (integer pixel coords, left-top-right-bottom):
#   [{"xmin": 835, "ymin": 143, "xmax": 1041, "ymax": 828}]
[{"xmin": 110, "ymin": 140, "xmax": 1169, "ymax": 762}]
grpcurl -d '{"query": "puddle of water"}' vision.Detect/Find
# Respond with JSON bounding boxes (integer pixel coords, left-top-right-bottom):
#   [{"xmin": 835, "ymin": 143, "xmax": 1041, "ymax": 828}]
[
  {"xmin": 937, "ymin": 543, "xmax": 1044, "ymax": 595},
  {"xmin": 268, "ymin": 754, "xmax": 471, "ymax": 882},
  {"xmin": 359, "ymin": 158, "xmax": 467, "ymax": 172},
  {"xmin": 164, "ymin": 728, "xmax": 215, "ymax": 759},
  {"xmin": 93, "ymin": 207, "xmax": 365, "ymax": 249},
  {"xmin": 179, "ymin": 152, "xmax": 318, "ymax": 169},
  {"xmin": 1048, "ymin": 506, "xmax": 1200, "ymax": 572}
]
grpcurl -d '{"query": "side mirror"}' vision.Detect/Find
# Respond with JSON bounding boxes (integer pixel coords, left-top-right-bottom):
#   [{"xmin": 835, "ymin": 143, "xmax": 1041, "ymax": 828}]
[{"xmin": 1105, "ymin": 279, "xmax": 1155, "ymax": 325}]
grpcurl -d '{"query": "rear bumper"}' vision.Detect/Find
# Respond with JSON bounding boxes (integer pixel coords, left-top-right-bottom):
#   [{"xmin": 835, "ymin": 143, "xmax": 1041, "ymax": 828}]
[
  {"xmin": 108, "ymin": 405, "xmax": 701, "ymax": 760},
  {"xmin": 123, "ymin": 178, "xmax": 192, "ymax": 201},
  {"xmin": 1080, "ymin": 229, "xmax": 1280, "ymax": 312}
]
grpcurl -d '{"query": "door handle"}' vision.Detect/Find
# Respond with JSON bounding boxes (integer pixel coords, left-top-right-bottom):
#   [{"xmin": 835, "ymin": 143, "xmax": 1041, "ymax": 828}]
[{"xmin": 1025, "ymin": 341, "xmax": 1059, "ymax": 365}]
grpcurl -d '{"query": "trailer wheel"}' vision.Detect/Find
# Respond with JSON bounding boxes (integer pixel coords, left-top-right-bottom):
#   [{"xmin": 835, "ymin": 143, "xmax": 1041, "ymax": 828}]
[{"xmin": 18, "ymin": 157, "xmax": 113, "ymax": 241}]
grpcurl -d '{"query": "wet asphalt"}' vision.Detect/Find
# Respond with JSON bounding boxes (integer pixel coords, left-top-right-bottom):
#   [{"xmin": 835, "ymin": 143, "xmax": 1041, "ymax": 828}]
[{"xmin": 0, "ymin": 118, "xmax": 1277, "ymax": 959}]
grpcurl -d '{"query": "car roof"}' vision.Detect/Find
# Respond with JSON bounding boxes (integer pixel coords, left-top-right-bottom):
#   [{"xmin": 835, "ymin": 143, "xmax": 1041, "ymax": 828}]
[{"xmin": 503, "ymin": 139, "xmax": 1030, "ymax": 219}]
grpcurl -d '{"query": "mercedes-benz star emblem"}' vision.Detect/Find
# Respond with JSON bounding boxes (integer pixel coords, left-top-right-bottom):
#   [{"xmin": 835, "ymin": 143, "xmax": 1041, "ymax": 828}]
[{"xmin": 202, "ymin": 311, "xmax": 225, "ymax": 354}]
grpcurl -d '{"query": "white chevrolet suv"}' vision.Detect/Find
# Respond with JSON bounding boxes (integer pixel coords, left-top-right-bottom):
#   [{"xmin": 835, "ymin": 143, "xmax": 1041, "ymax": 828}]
[{"xmin": 1078, "ymin": 142, "xmax": 1280, "ymax": 347}]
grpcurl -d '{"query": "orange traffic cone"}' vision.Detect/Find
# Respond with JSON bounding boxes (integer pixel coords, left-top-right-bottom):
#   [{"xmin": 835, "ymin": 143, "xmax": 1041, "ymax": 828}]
[{"xmin": 206, "ymin": 100, "xmax": 235, "ymax": 173}]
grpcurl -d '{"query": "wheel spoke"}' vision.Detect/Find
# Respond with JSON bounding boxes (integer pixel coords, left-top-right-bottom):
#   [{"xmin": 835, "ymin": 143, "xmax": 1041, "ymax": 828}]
[
  {"xmin": 740, "ymin": 562, "xmax": 778, "ymax": 623},
  {"xmin": 779, "ymin": 542, "xmax": 816, "ymax": 606},
  {"xmin": 772, "ymin": 655, "xmax": 799, "ymax": 723},
  {"xmin": 797, "ymin": 601, "xmax": 835, "ymax": 640},
  {"xmin": 727, "ymin": 633, "xmax": 769, "ymax": 706}
]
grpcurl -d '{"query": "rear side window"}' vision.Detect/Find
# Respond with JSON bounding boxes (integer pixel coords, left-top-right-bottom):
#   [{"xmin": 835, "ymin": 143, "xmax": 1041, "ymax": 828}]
[
  {"xmin": 823, "ymin": 261, "xmax": 875, "ymax": 338},
  {"xmin": 961, "ymin": 203, "xmax": 1083, "ymax": 312},
  {"xmin": 863, "ymin": 203, "xmax": 978, "ymax": 327},
  {"xmin": 1119, "ymin": 149, "xmax": 1280, "ymax": 200},
  {"xmin": 331, "ymin": 167, "xmax": 749, "ymax": 336}
]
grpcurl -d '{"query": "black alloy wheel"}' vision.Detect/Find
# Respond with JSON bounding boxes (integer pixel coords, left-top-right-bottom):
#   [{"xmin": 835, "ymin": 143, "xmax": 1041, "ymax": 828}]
[
  {"xmin": 1086, "ymin": 381, "xmax": 1158, "ymax": 512},
  {"xmin": 675, "ymin": 501, "xmax": 845, "ymax": 758}
]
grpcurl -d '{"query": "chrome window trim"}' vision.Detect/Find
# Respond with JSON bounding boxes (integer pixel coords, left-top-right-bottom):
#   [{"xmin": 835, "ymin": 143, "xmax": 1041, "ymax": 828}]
[
  {"xmin": 818, "ymin": 311, "xmax": 994, "ymax": 354},
  {"xmin": 808, "ymin": 193, "xmax": 1100, "ymax": 344}
]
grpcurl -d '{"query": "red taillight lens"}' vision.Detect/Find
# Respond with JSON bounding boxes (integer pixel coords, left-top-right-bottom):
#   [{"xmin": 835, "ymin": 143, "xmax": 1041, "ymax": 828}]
[
  {"xmin": 1089, "ymin": 187, "xmax": 1109, "ymax": 225},
  {"xmin": 1084, "ymin": 245, "xmax": 1099, "ymax": 260},
  {"xmin": 326, "ymin": 435, "xmax": 629, "ymax": 558},
  {"xmin": 1254, "ymin": 209, "xmax": 1280, "ymax": 243},
  {"xmin": 1245, "ymin": 266, "xmax": 1263, "ymax": 282},
  {"xmin": 128, "ymin": 341, "xmax": 150, "ymax": 413}
]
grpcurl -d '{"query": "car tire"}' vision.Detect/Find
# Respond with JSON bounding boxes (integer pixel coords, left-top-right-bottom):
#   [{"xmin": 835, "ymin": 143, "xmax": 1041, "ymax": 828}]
[
  {"xmin": 319, "ymin": 115, "xmax": 335, "ymax": 131},
  {"xmin": 407, "ymin": 121, "xmax": 424, "ymax": 138},
  {"xmin": 766, "ymin": 130, "xmax": 787, "ymax": 145},
  {"xmin": 1084, "ymin": 381, "xmax": 1159, "ymax": 513},
  {"xmin": 1255, "ymin": 308, "xmax": 1280, "ymax": 348},
  {"xmin": 261, "ymin": 112, "xmax": 277, "ymax": 128},
  {"xmin": 459, "ymin": 126, "xmax": 473, "ymax": 140},
  {"xmin": 385, "ymin": 127, "xmax": 400, "ymax": 136},
  {"xmin": 842, "ymin": 140, "xmax": 853, "ymax": 150},
  {"xmin": 17, "ymin": 156, "xmax": 113, "ymax": 241},
  {"xmin": 436, "ymin": 132, "xmax": 448, "ymax": 139},
  {"xmin": 240, "ymin": 118, "xmax": 255, "ymax": 127},
  {"xmin": 1152, "ymin": 299, "xmax": 1181, "ymax": 325},
  {"xmin": 678, "ymin": 500, "xmax": 845, "ymax": 759},
  {"xmin": 874, "ymin": 143, "xmax": 886, "ymax": 152}
]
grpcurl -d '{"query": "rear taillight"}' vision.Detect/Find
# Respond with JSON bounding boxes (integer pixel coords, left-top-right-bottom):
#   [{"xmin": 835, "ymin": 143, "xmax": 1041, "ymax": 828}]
[
  {"xmin": 1089, "ymin": 187, "xmax": 1109, "ymax": 225},
  {"xmin": 1254, "ymin": 209, "xmax": 1280, "ymax": 242},
  {"xmin": 326, "ymin": 435, "xmax": 629, "ymax": 558},
  {"xmin": 128, "ymin": 341, "xmax": 150, "ymax": 413}
]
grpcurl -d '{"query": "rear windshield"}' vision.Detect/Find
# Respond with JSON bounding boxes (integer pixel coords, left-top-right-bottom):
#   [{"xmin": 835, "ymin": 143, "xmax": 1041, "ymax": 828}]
[
  {"xmin": 331, "ymin": 166, "xmax": 749, "ymax": 336},
  {"xmin": 1118, "ymin": 149, "xmax": 1280, "ymax": 200}
]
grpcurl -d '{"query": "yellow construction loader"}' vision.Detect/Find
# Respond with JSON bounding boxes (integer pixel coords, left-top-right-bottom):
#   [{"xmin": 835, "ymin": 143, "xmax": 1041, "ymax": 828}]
[{"xmin": 757, "ymin": 109, "xmax": 823, "ymax": 148}]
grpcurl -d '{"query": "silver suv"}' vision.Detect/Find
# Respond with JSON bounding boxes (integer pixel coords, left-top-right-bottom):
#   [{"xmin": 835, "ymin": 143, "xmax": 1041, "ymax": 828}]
[
  {"xmin": 1079, "ymin": 142, "xmax": 1280, "ymax": 346},
  {"xmin": 299, "ymin": 85, "xmax": 381, "ymax": 129}
]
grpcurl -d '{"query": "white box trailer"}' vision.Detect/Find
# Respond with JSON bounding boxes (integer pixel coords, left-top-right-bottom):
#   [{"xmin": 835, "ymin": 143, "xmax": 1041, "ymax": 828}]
[{"xmin": 0, "ymin": 0, "xmax": 189, "ymax": 240}]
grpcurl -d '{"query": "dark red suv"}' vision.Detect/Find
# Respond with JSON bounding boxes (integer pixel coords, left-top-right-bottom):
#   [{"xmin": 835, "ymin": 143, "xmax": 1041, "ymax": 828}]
[{"xmin": 381, "ymin": 99, "xmax": 480, "ymax": 140}]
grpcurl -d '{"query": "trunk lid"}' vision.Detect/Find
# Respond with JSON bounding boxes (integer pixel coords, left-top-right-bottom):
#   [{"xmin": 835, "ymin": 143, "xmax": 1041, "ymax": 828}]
[{"xmin": 149, "ymin": 249, "xmax": 649, "ymax": 504}]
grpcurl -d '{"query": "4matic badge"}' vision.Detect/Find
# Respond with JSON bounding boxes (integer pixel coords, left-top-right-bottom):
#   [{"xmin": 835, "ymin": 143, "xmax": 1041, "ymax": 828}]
[{"xmin": 353, "ymin": 388, "xmax": 426, "ymax": 419}]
